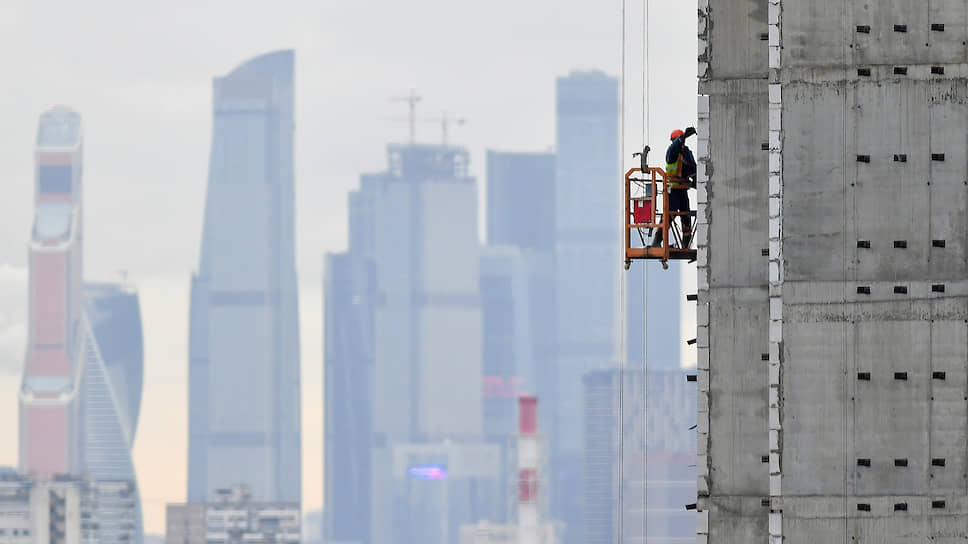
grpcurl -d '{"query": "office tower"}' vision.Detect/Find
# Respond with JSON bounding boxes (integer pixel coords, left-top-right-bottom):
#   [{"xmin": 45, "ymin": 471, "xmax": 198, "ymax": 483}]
[
  {"xmin": 81, "ymin": 283, "xmax": 145, "ymax": 543},
  {"xmin": 18, "ymin": 108, "xmax": 144, "ymax": 543},
  {"xmin": 698, "ymin": 1, "xmax": 968, "ymax": 541},
  {"xmin": 84, "ymin": 282, "xmax": 144, "ymax": 448},
  {"xmin": 323, "ymin": 253, "xmax": 374, "ymax": 544},
  {"xmin": 480, "ymin": 247, "xmax": 539, "ymax": 524},
  {"xmin": 582, "ymin": 369, "xmax": 696, "ymax": 544},
  {"xmin": 20, "ymin": 106, "xmax": 85, "ymax": 479},
  {"xmin": 188, "ymin": 50, "xmax": 301, "ymax": 504},
  {"xmin": 166, "ymin": 485, "xmax": 300, "ymax": 544},
  {"xmin": 484, "ymin": 150, "xmax": 557, "ymax": 473},
  {"xmin": 325, "ymin": 142, "xmax": 493, "ymax": 544},
  {"xmin": 552, "ymin": 70, "xmax": 619, "ymax": 544},
  {"xmin": 480, "ymin": 247, "xmax": 542, "ymax": 434},
  {"xmin": 486, "ymin": 151, "xmax": 556, "ymax": 251}
]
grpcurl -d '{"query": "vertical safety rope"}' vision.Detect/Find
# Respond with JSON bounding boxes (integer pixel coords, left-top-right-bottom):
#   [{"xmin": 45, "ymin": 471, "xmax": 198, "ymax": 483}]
[
  {"xmin": 641, "ymin": 1, "xmax": 650, "ymax": 542},
  {"xmin": 618, "ymin": 0, "xmax": 627, "ymax": 542}
]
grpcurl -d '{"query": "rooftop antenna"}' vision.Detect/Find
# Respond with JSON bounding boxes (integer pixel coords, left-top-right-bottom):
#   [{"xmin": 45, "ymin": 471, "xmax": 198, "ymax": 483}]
[
  {"xmin": 389, "ymin": 89, "xmax": 422, "ymax": 145},
  {"xmin": 438, "ymin": 111, "xmax": 467, "ymax": 147}
]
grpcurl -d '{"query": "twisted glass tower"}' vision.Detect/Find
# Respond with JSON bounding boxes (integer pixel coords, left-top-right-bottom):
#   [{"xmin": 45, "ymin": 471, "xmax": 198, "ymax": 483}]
[{"xmin": 188, "ymin": 50, "xmax": 301, "ymax": 503}]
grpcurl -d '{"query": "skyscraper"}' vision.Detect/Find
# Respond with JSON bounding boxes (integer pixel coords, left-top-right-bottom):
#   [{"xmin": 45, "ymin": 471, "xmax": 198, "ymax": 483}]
[
  {"xmin": 486, "ymin": 151, "xmax": 556, "ymax": 251},
  {"xmin": 82, "ymin": 283, "xmax": 145, "ymax": 543},
  {"xmin": 484, "ymin": 150, "xmax": 557, "ymax": 474},
  {"xmin": 552, "ymin": 71, "xmax": 619, "ymax": 544},
  {"xmin": 19, "ymin": 107, "xmax": 144, "ymax": 543},
  {"xmin": 20, "ymin": 106, "xmax": 85, "ymax": 480},
  {"xmin": 582, "ymin": 369, "xmax": 696, "ymax": 544},
  {"xmin": 325, "ymin": 142, "xmax": 493, "ymax": 544},
  {"xmin": 323, "ymin": 253, "xmax": 374, "ymax": 544},
  {"xmin": 188, "ymin": 50, "xmax": 301, "ymax": 504}
]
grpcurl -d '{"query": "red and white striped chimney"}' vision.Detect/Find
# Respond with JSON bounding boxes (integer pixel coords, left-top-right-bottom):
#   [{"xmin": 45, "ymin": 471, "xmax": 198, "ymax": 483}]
[{"xmin": 518, "ymin": 396, "xmax": 540, "ymax": 544}]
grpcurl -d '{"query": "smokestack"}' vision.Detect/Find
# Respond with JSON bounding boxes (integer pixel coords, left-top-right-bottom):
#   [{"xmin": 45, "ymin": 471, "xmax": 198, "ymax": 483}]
[{"xmin": 518, "ymin": 396, "xmax": 540, "ymax": 544}]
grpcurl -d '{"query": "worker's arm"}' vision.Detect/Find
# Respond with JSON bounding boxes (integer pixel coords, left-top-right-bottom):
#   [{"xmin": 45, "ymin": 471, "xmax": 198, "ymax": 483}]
[{"xmin": 666, "ymin": 127, "xmax": 697, "ymax": 163}]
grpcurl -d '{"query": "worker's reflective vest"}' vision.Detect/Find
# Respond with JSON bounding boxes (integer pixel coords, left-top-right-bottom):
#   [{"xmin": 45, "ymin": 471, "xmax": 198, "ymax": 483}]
[{"xmin": 666, "ymin": 155, "xmax": 688, "ymax": 188}]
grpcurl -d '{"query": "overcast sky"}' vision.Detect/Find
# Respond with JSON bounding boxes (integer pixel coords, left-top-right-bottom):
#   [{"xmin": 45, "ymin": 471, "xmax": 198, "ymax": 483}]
[{"xmin": 0, "ymin": 0, "xmax": 697, "ymax": 534}]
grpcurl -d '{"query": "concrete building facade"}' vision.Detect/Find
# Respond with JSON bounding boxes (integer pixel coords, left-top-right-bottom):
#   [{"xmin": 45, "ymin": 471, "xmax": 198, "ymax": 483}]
[{"xmin": 698, "ymin": 1, "xmax": 968, "ymax": 541}]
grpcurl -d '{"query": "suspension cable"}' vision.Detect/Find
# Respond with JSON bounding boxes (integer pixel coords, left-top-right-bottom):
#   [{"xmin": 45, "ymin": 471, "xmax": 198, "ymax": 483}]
[
  {"xmin": 618, "ymin": 0, "xmax": 627, "ymax": 541},
  {"xmin": 642, "ymin": 2, "xmax": 651, "ymax": 542}
]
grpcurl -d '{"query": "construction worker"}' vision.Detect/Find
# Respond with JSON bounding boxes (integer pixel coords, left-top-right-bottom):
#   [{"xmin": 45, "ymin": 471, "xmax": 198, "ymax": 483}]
[{"xmin": 651, "ymin": 126, "xmax": 697, "ymax": 248}]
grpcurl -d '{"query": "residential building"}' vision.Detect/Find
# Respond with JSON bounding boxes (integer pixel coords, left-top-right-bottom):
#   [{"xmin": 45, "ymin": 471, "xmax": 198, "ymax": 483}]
[
  {"xmin": 0, "ymin": 470, "xmax": 137, "ymax": 544},
  {"xmin": 166, "ymin": 485, "xmax": 299, "ymax": 544},
  {"xmin": 188, "ymin": 50, "xmax": 302, "ymax": 504}
]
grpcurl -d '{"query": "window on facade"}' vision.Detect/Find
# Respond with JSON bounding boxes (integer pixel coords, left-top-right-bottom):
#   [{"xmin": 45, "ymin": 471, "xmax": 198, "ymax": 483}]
[{"xmin": 38, "ymin": 166, "xmax": 72, "ymax": 194}]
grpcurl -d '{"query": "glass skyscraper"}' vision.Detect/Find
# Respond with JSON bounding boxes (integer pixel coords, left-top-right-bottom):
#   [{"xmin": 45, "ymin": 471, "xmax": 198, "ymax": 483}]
[
  {"xmin": 325, "ymin": 143, "xmax": 493, "ymax": 544},
  {"xmin": 552, "ymin": 71, "xmax": 620, "ymax": 544},
  {"xmin": 19, "ymin": 107, "xmax": 145, "ymax": 543},
  {"xmin": 323, "ymin": 253, "xmax": 375, "ymax": 544},
  {"xmin": 188, "ymin": 50, "xmax": 301, "ymax": 504}
]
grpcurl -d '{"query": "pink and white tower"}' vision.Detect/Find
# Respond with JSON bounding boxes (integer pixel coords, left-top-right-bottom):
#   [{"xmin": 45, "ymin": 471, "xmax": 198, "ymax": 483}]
[
  {"xmin": 517, "ymin": 396, "xmax": 541, "ymax": 544},
  {"xmin": 19, "ymin": 106, "xmax": 85, "ymax": 479}
]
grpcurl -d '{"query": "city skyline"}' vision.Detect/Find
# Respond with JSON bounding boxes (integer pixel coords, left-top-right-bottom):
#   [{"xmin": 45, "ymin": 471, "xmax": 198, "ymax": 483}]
[{"xmin": 0, "ymin": 1, "xmax": 700, "ymax": 535}]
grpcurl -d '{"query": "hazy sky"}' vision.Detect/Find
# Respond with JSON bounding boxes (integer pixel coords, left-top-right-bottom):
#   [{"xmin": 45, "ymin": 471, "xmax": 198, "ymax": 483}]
[{"xmin": 0, "ymin": 0, "xmax": 697, "ymax": 534}]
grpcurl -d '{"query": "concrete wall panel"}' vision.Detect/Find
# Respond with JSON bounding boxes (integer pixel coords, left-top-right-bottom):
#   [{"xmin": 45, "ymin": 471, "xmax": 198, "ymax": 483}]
[
  {"xmin": 852, "ymin": 321, "xmax": 930, "ymax": 496},
  {"xmin": 928, "ymin": 0, "xmax": 968, "ymax": 65},
  {"xmin": 707, "ymin": 287, "xmax": 768, "ymax": 496},
  {"xmin": 781, "ymin": 84, "xmax": 848, "ymax": 282},
  {"xmin": 782, "ymin": 321, "xmax": 848, "ymax": 495},
  {"xmin": 704, "ymin": 0, "xmax": 769, "ymax": 80},
  {"xmin": 706, "ymin": 498, "xmax": 768, "ymax": 541},
  {"xmin": 928, "ymin": 86, "xmax": 968, "ymax": 277},
  {"xmin": 930, "ymin": 320, "xmax": 968, "ymax": 495},
  {"xmin": 852, "ymin": 515, "xmax": 930, "ymax": 543},
  {"xmin": 852, "ymin": 81, "xmax": 931, "ymax": 280},
  {"xmin": 707, "ymin": 83, "xmax": 770, "ymax": 287},
  {"xmin": 851, "ymin": 0, "xmax": 930, "ymax": 67},
  {"xmin": 783, "ymin": 0, "xmax": 849, "ymax": 67}
]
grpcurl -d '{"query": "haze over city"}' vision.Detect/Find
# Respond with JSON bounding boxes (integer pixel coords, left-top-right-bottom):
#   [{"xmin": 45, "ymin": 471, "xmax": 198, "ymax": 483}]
[{"xmin": 0, "ymin": 1, "xmax": 700, "ymax": 541}]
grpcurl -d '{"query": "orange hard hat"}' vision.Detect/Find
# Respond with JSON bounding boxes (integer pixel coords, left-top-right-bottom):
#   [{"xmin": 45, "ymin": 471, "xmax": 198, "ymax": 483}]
[{"xmin": 670, "ymin": 129, "xmax": 684, "ymax": 140}]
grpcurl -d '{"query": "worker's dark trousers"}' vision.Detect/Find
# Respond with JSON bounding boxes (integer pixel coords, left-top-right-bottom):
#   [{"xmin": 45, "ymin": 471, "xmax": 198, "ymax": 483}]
[{"xmin": 652, "ymin": 188, "xmax": 692, "ymax": 247}]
